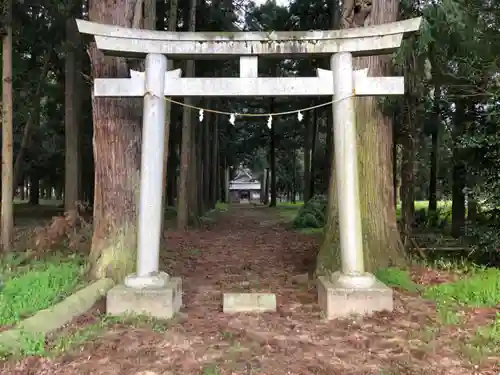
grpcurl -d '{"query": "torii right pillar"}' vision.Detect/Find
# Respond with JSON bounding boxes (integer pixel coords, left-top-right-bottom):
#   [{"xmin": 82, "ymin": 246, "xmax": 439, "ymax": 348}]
[{"xmin": 317, "ymin": 52, "xmax": 394, "ymax": 319}]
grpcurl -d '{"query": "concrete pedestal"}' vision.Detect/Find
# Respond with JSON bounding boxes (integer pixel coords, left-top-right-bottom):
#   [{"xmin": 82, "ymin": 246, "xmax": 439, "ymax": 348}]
[
  {"xmin": 223, "ymin": 293, "xmax": 277, "ymax": 313},
  {"xmin": 317, "ymin": 272, "xmax": 393, "ymax": 319},
  {"xmin": 107, "ymin": 276, "xmax": 182, "ymax": 319}
]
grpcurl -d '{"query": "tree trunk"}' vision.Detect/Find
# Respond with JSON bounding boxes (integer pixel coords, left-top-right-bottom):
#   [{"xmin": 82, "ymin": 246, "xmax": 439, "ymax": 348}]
[
  {"xmin": 317, "ymin": 0, "xmax": 405, "ymax": 275},
  {"xmin": 64, "ymin": 17, "xmax": 81, "ymax": 213},
  {"xmin": 291, "ymin": 150, "xmax": 296, "ymax": 203},
  {"xmin": 400, "ymin": 50, "xmax": 420, "ymax": 234},
  {"xmin": 86, "ymin": 0, "xmax": 144, "ymax": 282},
  {"xmin": 303, "ymin": 105, "xmax": 313, "ymax": 202},
  {"xmin": 161, "ymin": 0, "xmax": 178, "ymax": 227},
  {"xmin": 392, "ymin": 113, "xmax": 398, "ymax": 208},
  {"xmin": 29, "ymin": 172, "xmax": 40, "ymax": 206},
  {"xmin": 263, "ymin": 168, "xmax": 269, "ymax": 204},
  {"xmin": 269, "ymin": 98, "xmax": 277, "ymax": 207},
  {"xmin": 13, "ymin": 49, "xmax": 52, "ymax": 190},
  {"xmin": 177, "ymin": 0, "xmax": 197, "ymax": 229},
  {"xmin": 204, "ymin": 104, "xmax": 213, "ymax": 210},
  {"xmin": 1, "ymin": 0, "xmax": 14, "ymax": 251},
  {"xmin": 191, "ymin": 106, "xmax": 202, "ymax": 218},
  {"xmin": 156, "ymin": 0, "xmax": 166, "ymax": 30},
  {"xmin": 19, "ymin": 182, "xmax": 25, "ymax": 201},
  {"xmin": 400, "ymin": 104, "xmax": 416, "ymax": 234},
  {"xmin": 211, "ymin": 112, "xmax": 219, "ymax": 205},
  {"xmin": 451, "ymin": 99, "xmax": 467, "ymax": 238},
  {"xmin": 310, "ymin": 107, "xmax": 318, "ymax": 197},
  {"xmin": 323, "ymin": 110, "xmax": 333, "ymax": 192},
  {"xmin": 428, "ymin": 83, "xmax": 441, "ymax": 216}
]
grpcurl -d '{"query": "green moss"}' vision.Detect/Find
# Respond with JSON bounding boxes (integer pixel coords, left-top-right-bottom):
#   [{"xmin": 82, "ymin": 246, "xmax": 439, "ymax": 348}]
[{"xmin": 86, "ymin": 224, "xmax": 137, "ymax": 283}]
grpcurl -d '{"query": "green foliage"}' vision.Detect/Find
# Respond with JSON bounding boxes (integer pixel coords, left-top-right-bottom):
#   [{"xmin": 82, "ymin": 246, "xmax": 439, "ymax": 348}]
[
  {"xmin": 0, "ymin": 260, "xmax": 82, "ymax": 328},
  {"xmin": 423, "ymin": 267, "xmax": 500, "ymax": 308},
  {"xmin": 292, "ymin": 195, "xmax": 327, "ymax": 229},
  {"xmin": 375, "ymin": 267, "xmax": 420, "ymax": 293}
]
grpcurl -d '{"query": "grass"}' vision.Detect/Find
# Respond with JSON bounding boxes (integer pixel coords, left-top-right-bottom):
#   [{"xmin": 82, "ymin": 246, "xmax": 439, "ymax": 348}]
[
  {"xmin": 375, "ymin": 267, "xmax": 421, "ymax": 293},
  {"xmin": 377, "ymin": 265, "xmax": 500, "ymax": 361},
  {"xmin": 0, "ymin": 256, "xmax": 84, "ymax": 329},
  {"xmin": 0, "ymin": 255, "xmax": 84, "ymax": 357},
  {"xmin": 424, "ymin": 267, "xmax": 500, "ymax": 308}
]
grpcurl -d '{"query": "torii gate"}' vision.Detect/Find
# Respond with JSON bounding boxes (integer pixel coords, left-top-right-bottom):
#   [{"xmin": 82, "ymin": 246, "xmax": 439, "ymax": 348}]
[{"xmin": 77, "ymin": 17, "xmax": 422, "ymax": 319}]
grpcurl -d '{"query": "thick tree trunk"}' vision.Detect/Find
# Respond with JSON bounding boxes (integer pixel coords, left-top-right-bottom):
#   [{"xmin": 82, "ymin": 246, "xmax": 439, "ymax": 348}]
[
  {"xmin": 317, "ymin": 0, "xmax": 405, "ymax": 274},
  {"xmin": 269, "ymin": 98, "xmax": 277, "ymax": 207},
  {"xmin": 1, "ymin": 0, "xmax": 14, "ymax": 251},
  {"xmin": 160, "ymin": 0, "xmax": 178, "ymax": 227},
  {"xmin": 64, "ymin": 17, "xmax": 81, "ymax": 213},
  {"xmin": 177, "ymin": 0, "xmax": 197, "ymax": 229},
  {"xmin": 86, "ymin": 0, "xmax": 143, "ymax": 282}
]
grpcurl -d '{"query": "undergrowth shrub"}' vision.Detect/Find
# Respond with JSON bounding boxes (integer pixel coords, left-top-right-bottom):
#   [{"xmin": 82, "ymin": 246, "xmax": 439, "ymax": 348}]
[
  {"xmin": 14, "ymin": 203, "xmax": 93, "ymax": 261},
  {"xmin": 292, "ymin": 195, "xmax": 327, "ymax": 229}
]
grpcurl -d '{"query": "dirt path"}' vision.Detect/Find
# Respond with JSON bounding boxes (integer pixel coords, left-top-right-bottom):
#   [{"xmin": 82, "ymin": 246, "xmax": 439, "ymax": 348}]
[{"xmin": 2, "ymin": 207, "xmax": 496, "ymax": 374}]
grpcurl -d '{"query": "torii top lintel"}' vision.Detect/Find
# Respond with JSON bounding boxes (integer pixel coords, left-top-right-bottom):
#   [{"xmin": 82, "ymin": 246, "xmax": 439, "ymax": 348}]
[{"xmin": 76, "ymin": 17, "xmax": 422, "ymax": 59}]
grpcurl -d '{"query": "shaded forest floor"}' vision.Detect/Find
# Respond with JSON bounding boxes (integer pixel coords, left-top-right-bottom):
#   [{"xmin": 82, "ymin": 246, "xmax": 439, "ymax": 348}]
[{"xmin": 1, "ymin": 205, "xmax": 499, "ymax": 374}]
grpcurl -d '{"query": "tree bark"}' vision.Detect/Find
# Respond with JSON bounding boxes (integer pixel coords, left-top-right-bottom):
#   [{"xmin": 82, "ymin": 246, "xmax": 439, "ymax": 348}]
[
  {"xmin": 428, "ymin": 84, "xmax": 441, "ymax": 216},
  {"xmin": 310, "ymin": 107, "xmax": 318, "ymax": 197},
  {"xmin": 176, "ymin": 0, "xmax": 197, "ymax": 229},
  {"xmin": 400, "ymin": 50, "xmax": 420, "ymax": 234},
  {"xmin": 303, "ymin": 104, "xmax": 313, "ymax": 202},
  {"xmin": 317, "ymin": 0, "xmax": 405, "ymax": 274},
  {"xmin": 192, "ymin": 106, "xmax": 202, "ymax": 217},
  {"xmin": 86, "ymin": 0, "xmax": 144, "ymax": 282},
  {"xmin": 64, "ymin": 16, "xmax": 81, "ymax": 213},
  {"xmin": 203, "ymin": 104, "xmax": 213, "ymax": 210},
  {"xmin": 451, "ymin": 99, "xmax": 467, "ymax": 238},
  {"xmin": 211, "ymin": 112, "xmax": 219, "ymax": 205},
  {"xmin": 160, "ymin": 0, "xmax": 178, "ymax": 229},
  {"xmin": 269, "ymin": 98, "xmax": 277, "ymax": 207},
  {"xmin": 29, "ymin": 172, "xmax": 40, "ymax": 206},
  {"xmin": 1, "ymin": 0, "xmax": 13, "ymax": 251}
]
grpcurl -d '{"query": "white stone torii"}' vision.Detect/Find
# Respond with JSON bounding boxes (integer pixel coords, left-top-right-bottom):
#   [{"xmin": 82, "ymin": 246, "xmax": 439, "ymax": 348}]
[{"xmin": 77, "ymin": 17, "xmax": 422, "ymax": 319}]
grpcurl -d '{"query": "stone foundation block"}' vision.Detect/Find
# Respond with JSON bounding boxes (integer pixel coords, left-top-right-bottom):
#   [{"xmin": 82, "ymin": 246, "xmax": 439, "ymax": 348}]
[
  {"xmin": 223, "ymin": 293, "xmax": 276, "ymax": 313},
  {"xmin": 317, "ymin": 272, "xmax": 393, "ymax": 319},
  {"xmin": 107, "ymin": 277, "xmax": 182, "ymax": 319}
]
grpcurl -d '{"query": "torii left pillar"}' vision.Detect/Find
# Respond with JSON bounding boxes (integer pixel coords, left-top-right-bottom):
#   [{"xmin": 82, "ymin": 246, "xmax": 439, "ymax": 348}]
[{"xmin": 106, "ymin": 54, "xmax": 182, "ymax": 319}]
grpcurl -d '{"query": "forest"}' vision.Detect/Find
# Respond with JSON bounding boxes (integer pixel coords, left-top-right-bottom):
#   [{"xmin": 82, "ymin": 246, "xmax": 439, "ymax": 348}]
[{"xmin": 0, "ymin": 0, "xmax": 499, "ymax": 373}]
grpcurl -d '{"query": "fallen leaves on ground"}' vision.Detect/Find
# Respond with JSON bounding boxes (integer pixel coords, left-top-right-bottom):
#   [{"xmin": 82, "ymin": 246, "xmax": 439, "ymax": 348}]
[{"xmin": 1, "ymin": 206, "xmax": 497, "ymax": 374}]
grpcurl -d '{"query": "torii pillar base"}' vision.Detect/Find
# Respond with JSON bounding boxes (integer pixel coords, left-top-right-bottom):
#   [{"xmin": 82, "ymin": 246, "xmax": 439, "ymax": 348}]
[
  {"xmin": 106, "ymin": 273, "xmax": 182, "ymax": 319},
  {"xmin": 317, "ymin": 272, "xmax": 393, "ymax": 320}
]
